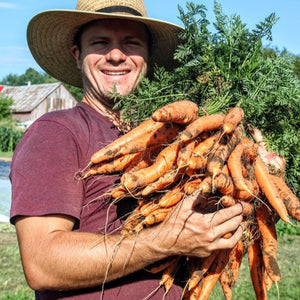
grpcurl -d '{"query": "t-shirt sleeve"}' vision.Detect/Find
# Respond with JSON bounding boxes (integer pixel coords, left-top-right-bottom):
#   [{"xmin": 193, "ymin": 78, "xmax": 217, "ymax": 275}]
[{"xmin": 10, "ymin": 119, "xmax": 84, "ymax": 223}]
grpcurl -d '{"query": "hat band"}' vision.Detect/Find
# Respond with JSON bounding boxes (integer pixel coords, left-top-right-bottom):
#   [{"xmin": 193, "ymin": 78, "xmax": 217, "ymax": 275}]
[{"xmin": 97, "ymin": 6, "xmax": 142, "ymax": 16}]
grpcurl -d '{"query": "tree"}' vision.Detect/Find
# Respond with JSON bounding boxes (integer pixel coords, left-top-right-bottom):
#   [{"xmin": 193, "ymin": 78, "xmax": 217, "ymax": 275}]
[
  {"xmin": 0, "ymin": 94, "xmax": 13, "ymax": 120},
  {"xmin": 0, "ymin": 68, "xmax": 45, "ymax": 85},
  {"xmin": 293, "ymin": 55, "xmax": 300, "ymax": 81}
]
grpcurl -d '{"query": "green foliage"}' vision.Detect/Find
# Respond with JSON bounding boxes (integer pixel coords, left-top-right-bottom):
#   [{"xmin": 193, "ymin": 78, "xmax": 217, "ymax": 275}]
[
  {"xmin": 0, "ymin": 126, "xmax": 23, "ymax": 152},
  {"xmin": 276, "ymin": 219, "xmax": 300, "ymax": 237},
  {"xmin": 0, "ymin": 94, "xmax": 13, "ymax": 120},
  {"xmin": 0, "ymin": 68, "xmax": 48, "ymax": 86},
  {"xmin": 64, "ymin": 84, "xmax": 83, "ymax": 102},
  {"xmin": 116, "ymin": 1, "xmax": 300, "ymax": 197},
  {"xmin": 293, "ymin": 54, "xmax": 300, "ymax": 81}
]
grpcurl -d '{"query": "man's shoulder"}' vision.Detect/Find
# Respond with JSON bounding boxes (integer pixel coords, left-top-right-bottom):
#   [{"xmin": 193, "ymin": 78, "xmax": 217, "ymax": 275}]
[
  {"xmin": 35, "ymin": 102, "xmax": 106, "ymax": 130},
  {"xmin": 38, "ymin": 102, "xmax": 87, "ymax": 123},
  {"xmin": 32, "ymin": 102, "xmax": 119, "ymax": 140}
]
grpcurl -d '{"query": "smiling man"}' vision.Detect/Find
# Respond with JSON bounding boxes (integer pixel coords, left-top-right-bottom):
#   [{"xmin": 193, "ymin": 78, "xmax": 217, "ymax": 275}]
[
  {"xmin": 71, "ymin": 19, "xmax": 149, "ymax": 128},
  {"xmin": 9, "ymin": 1, "xmax": 245, "ymax": 299},
  {"xmin": 72, "ymin": 19, "xmax": 149, "ymax": 98}
]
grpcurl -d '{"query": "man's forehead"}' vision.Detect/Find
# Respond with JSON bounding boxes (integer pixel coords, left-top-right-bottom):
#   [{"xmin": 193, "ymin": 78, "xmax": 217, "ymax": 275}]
[{"xmin": 83, "ymin": 19, "xmax": 148, "ymax": 35}]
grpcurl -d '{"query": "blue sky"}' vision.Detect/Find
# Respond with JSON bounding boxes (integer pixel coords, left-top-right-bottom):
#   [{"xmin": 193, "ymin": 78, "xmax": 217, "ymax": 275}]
[{"xmin": 0, "ymin": 0, "xmax": 299, "ymax": 81}]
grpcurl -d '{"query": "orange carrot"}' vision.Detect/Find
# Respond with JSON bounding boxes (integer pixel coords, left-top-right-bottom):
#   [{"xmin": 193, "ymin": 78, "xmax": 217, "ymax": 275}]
[
  {"xmin": 124, "ymin": 146, "xmax": 161, "ymax": 173},
  {"xmin": 141, "ymin": 168, "xmax": 183, "ymax": 196},
  {"xmin": 247, "ymin": 123, "xmax": 286, "ymax": 178},
  {"xmin": 264, "ymin": 268, "xmax": 273, "ymax": 291},
  {"xmin": 197, "ymin": 177, "xmax": 213, "ymax": 194},
  {"xmin": 189, "ymin": 284, "xmax": 202, "ymax": 300},
  {"xmin": 197, "ymin": 249, "xmax": 230, "ymax": 300},
  {"xmin": 178, "ymin": 113, "xmax": 225, "ymax": 143},
  {"xmin": 177, "ymin": 139, "xmax": 198, "ymax": 169},
  {"xmin": 254, "ymin": 156, "xmax": 291, "ymax": 223},
  {"xmin": 243, "ymin": 139, "xmax": 259, "ymax": 163},
  {"xmin": 152, "ymin": 100, "xmax": 199, "ymax": 124},
  {"xmin": 219, "ymin": 268, "xmax": 232, "ymax": 300},
  {"xmin": 233, "ymin": 179, "xmax": 258, "ymax": 201},
  {"xmin": 227, "ymin": 239, "xmax": 244, "ymax": 287},
  {"xmin": 159, "ymin": 256, "xmax": 180, "ymax": 295},
  {"xmin": 270, "ymin": 174, "xmax": 300, "ymax": 222},
  {"xmin": 91, "ymin": 119, "xmax": 181, "ymax": 164},
  {"xmin": 221, "ymin": 164, "xmax": 230, "ymax": 176},
  {"xmin": 158, "ymin": 181, "xmax": 186, "ymax": 208},
  {"xmin": 239, "ymin": 201, "xmax": 254, "ymax": 216},
  {"xmin": 184, "ymin": 178, "xmax": 203, "ymax": 195},
  {"xmin": 186, "ymin": 132, "xmax": 220, "ymax": 172},
  {"xmin": 222, "ymin": 107, "xmax": 245, "ymax": 134},
  {"xmin": 147, "ymin": 256, "xmax": 178, "ymax": 274},
  {"xmin": 110, "ymin": 185, "xmax": 127, "ymax": 199},
  {"xmin": 121, "ymin": 206, "xmax": 143, "ymax": 236},
  {"xmin": 227, "ymin": 137, "xmax": 255, "ymax": 192},
  {"xmin": 214, "ymin": 173, "xmax": 235, "ymax": 195},
  {"xmin": 247, "ymin": 230, "xmax": 268, "ymax": 300},
  {"xmin": 84, "ymin": 151, "xmax": 141, "ymax": 178},
  {"xmin": 121, "ymin": 142, "xmax": 181, "ymax": 191},
  {"xmin": 256, "ymin": 204, "xmax": 281, "ymax": 284},
  {"xmin": 143, "ymin": 207, "xmax": 173, "ymax": 227},
  {"xmin": 206, "ymin": 123, "xmax": 244, "ymax": 179},
  {"xmin": 188, "ymin": 250, "xmax": 219, "ymax": 291},
  {"xmin": 140, "ymin": 200, "xmax": 159, "ymax": 217},
  {"xmin": 220, "ymin": 195, "xmax": 236, "ymax": 207}
]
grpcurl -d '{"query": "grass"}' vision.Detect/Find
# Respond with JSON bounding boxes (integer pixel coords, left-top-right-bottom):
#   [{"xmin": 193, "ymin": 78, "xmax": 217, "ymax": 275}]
[
  {"xmin": 0, "ymin": 223, "xmax": 34, "ymax": 300},
  {"xmin": 210, "ymin": 234, "xmax": 300, "ymax": 300},
  {"xmin": 0, "ymin": 223, "xmax": 299, "ymax": 300},
  {"xmin": 0, "ymin": 151, "xmax": 13, "ymax": 159}
]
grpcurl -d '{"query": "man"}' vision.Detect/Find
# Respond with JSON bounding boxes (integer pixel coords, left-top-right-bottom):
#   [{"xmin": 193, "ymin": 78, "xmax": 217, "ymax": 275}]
[{"xmin": 10, "ymin": 1, "xmax": 244, "ymax": 299}]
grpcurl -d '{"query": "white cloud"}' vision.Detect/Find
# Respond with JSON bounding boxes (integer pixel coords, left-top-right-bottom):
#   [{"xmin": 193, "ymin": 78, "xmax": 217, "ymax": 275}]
[
  {"xmin": 0, "ymin": 46, "xmax": 43, "ymax": 78},
  {"xmin": 0, "ymin": 2, "xmax": 18, "ymax": 9}
]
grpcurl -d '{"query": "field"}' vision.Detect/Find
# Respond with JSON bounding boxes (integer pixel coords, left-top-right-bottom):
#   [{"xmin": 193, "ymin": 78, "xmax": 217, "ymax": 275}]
[{"xmin": 0, "ymin": 222, "xmax": 299, "ymax": 300}]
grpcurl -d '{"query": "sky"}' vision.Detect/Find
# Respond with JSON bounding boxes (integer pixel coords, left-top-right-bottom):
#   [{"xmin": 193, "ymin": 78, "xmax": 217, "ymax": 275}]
[{"xmin": 0, "ymin": 0, "xmax": 299, "ymax": 81}]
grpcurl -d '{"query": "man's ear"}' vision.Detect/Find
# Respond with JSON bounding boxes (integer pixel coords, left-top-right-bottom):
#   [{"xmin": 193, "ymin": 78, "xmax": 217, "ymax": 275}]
[{"xmin": 71, "ymin": 45, "xmax": 81, "ymax": 70}]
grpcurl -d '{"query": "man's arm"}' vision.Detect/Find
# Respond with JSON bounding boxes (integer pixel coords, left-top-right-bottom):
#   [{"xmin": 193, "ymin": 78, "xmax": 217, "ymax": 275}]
[{"xmin": 15, "ymin": 194, "xmax": 243, "ymax": 291}]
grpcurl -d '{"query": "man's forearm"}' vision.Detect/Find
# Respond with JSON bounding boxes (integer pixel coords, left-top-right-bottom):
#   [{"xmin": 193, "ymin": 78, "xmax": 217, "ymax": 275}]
[
  {"xmin": 16, "ymin": 198, "xmax": 244, "ymax": 291},
  {"xmin": 16, "ymin": 218, "xmax": 166, "ymax": 291}
]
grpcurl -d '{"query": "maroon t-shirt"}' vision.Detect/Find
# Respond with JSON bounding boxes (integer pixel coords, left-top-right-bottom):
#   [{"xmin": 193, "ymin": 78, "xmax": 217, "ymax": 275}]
[{"xmin": 10, "ymin": 102, "xmax": 183, "ymax": 299}]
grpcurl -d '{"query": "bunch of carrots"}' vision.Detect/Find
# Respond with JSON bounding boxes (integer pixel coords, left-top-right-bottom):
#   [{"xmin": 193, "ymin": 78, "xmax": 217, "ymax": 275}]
[{"xmin": 81, "ymin": 100, "xmax": 300, "ymax": 300}]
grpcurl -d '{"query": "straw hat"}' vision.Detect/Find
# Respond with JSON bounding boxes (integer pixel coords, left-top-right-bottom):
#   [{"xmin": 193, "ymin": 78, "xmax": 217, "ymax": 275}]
[{"xmin": 27, "ymin": 0, "xmax": 183, "ymax": 88}]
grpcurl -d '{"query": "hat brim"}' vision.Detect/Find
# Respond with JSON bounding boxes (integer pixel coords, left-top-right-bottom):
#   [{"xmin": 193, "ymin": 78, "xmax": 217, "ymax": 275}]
[{"xmin": 27, "ymin": 10, "xmax": 183, "ymax": 88}]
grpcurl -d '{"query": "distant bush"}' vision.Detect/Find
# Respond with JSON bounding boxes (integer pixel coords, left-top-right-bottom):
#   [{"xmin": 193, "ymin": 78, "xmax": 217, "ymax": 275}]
[
  {"xmin": 0, "ymin": 126, "xmax": 24, "ymax": 152},
  {"xmin": 276, "ymin": 219, "xmax": 300, "ymax": 237}
]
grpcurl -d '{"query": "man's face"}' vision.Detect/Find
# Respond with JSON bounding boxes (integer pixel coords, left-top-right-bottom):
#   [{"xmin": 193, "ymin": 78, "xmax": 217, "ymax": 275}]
[{"xmin": 72, "ymin": 19, "xmax": 149, "ymax": 100}]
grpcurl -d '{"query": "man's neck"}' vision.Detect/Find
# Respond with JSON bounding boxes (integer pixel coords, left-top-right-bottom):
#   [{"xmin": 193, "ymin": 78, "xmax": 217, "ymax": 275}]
[{"xmin": 82, "ymin": 96, "xmax": 131, "ymax": 132}]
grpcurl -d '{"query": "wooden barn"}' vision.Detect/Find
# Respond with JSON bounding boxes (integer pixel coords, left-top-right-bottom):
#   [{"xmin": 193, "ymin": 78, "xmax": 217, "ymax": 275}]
[{"xmin": 0, "ymin": 82, "xmax": 78, "ymax": 127}]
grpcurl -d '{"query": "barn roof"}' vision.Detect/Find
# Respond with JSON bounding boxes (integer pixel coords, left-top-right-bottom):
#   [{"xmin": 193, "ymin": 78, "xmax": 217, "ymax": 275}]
[{"xmin": 0, "ymin": 82, "xmax": 63, "ymax": 113}]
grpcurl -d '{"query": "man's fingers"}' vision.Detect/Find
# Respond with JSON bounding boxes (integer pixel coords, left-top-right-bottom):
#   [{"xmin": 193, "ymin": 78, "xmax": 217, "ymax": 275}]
[
  {"xmin": 213, "ymin": 222, "xmax": 244, "ymax": 251},
  {"xmin": 208, "ymin": 203, "xmax": 243, "ymax": 227}
]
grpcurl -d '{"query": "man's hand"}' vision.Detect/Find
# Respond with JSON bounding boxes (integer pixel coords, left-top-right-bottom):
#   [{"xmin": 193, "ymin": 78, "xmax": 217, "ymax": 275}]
[{"xmin": 148, "ymin": 192, "xmax": 244, "ymax": 258}]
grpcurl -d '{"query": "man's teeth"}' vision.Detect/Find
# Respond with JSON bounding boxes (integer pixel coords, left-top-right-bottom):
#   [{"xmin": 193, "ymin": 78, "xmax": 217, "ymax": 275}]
[{"xmin": 105, "ymin": 71, "xmax": 127, "ymax": 75}]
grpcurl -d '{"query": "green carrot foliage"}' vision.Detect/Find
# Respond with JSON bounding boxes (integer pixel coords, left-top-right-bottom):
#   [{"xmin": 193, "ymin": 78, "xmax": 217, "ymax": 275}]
[{"xmin": 114, "ymin": 1, "xmax": 300, "ymax": 197}]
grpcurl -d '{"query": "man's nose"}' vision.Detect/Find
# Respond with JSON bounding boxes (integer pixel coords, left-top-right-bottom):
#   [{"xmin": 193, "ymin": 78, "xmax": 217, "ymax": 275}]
[{"xmin": 106, "ymin": 47, "xmax": 127, "ymax": 63}]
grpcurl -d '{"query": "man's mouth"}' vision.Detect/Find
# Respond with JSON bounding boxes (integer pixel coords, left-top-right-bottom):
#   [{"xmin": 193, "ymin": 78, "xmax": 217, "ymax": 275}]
[{"xmin": 103, "ymin": 71, "xmax": 129, "ymax": 76}]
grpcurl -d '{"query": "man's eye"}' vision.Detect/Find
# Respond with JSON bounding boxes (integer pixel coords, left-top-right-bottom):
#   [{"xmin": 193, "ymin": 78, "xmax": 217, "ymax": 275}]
[
  {"xmin": 93, "ymin": 40, "xmax": 107, "ymax": 45},
  {"xmin": 127, "ymin": 40, "xmax": 144, "ymax": 47}
]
